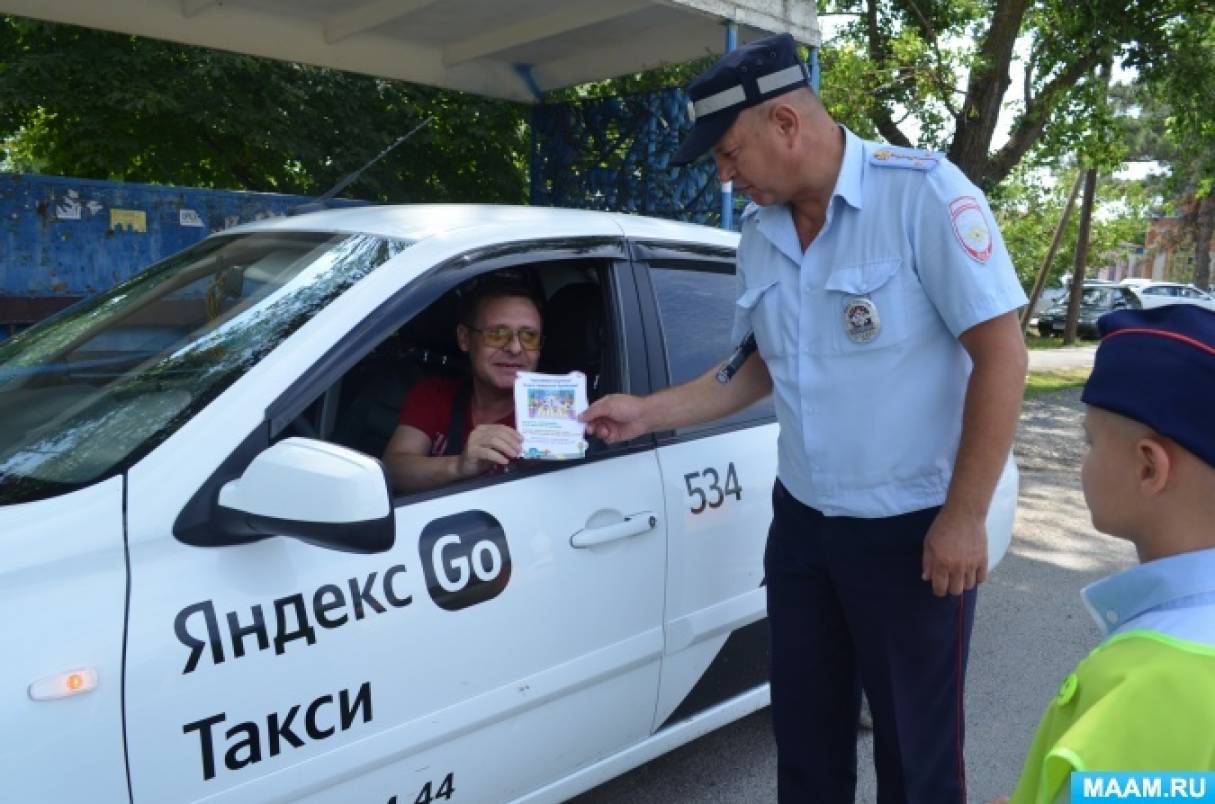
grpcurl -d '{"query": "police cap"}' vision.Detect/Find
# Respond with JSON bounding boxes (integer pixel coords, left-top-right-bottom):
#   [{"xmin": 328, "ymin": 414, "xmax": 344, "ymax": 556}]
[
  {"xmin": 672, "ymin": 32, "xmax": 811, "ymax": 166},
  {"xmin": 1082, "ymin": 304, "xmax": 1215, "ymax": 468}
]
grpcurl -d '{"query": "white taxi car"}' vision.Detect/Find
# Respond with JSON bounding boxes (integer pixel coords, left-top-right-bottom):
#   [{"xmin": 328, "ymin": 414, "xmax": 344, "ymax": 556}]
[{"xmin": 0, "ymin": 205, "xmax": 1017, "ymax": 803}]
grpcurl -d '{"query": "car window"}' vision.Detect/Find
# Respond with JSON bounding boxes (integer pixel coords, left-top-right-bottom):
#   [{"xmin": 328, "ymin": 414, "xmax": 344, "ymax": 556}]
[
  {"xmin": 322, "ymin": 258, "xmax": 626, "ymax": 497},
  {"xmin": 1143, "ymin": 286, "xmax": 1167, "ymax": 296},
  {"xmin": 0, "ymin": 232, "xmax": 407, "ymax": 503},
  {"xmin": 650, "ymin": 262, "xmax": 774, "ymax": 435},
  {"xmin": 1081, "ymin": 287, "xmax": 1115, "ymax": 306}
]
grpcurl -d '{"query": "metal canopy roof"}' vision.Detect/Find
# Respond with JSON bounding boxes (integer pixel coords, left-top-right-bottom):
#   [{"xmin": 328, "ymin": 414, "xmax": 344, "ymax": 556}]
[{"xmin": 0, "ymin": 0, "xmax": 820, "ymax": 103}]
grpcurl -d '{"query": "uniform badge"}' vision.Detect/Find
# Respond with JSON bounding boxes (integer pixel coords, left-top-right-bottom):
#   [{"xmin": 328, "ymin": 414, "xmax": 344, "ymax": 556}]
[
  {"xmin": 949, "ymin": 196, "xmax": 993, "ymax": 263},
  {"xmin": 843, "ymin": 297, "xmax": 880, "ymax": 343},
  {"xmin": 869, "ymin": 147, "xmax": 939, "ymax": 170}
]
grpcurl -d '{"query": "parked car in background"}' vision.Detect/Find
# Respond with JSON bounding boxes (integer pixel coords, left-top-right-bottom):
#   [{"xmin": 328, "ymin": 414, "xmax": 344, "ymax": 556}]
[
  {"xmin": 1036, "ymin": 282, "xmax": 1142, "ymax": 339},
  {"xmin": 1128, "ymin": 281, "xmax": 1215, "ymax": 311},
  {"xmin": 1028, "ymin": 278, "xmax": 1115, "ymax": 327}
]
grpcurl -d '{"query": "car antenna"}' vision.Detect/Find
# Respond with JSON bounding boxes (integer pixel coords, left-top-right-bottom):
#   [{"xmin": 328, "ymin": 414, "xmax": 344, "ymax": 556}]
[{"xmin": 288, "ymin": 115, "xmax": 435, "ymax": 215}]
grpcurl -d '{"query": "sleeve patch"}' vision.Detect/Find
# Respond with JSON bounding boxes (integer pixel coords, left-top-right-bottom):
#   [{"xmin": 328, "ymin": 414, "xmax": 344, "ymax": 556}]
[
  {"xmin": 869, "ymin": 147, "xmax": 940, "ymax": 170},
  {"xmin": 948, "ymin": 196, "xmax": 992, "ymax": 263}
]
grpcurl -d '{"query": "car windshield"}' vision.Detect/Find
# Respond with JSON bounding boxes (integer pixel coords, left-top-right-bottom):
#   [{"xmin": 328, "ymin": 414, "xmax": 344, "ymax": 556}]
[
  {"xmin": 1081, "ymin": 287, "xmax": 1118, "ymax": 307},
  {"xmin": 0, "ymin": 230, "xmax": 408, "ymax": 504}
]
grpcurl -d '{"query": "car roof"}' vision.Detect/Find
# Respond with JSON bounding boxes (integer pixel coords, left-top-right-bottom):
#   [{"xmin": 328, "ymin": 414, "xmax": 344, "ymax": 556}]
[{"xmin": 223, "ymin": 203, "xmax": 740, "ymax": 249}]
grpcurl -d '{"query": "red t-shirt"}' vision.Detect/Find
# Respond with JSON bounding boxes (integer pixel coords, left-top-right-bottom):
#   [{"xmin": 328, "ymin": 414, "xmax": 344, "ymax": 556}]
[{"xmin": 398, "ymin": 377, "xmax": 515, "ymax": 457}]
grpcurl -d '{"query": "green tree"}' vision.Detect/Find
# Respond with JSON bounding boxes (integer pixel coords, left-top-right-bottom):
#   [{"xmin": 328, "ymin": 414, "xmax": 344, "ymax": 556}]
[
  {"xmin": 815, "ymin": 0, "xmax": 1210, "ymax": 189},
  {"xmin": 0, "ymin": 16, "xmax": 529, "ymax": 203},
  {"xmin": 991, "ymin": 163, "xmax": 1151, "ymax": 294},
  {"xmin": 1117, "ymin": 13, "xmax": 1215, "ymax": 289}
]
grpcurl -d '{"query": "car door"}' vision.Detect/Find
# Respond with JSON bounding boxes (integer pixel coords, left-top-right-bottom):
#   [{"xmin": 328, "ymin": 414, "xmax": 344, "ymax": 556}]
[
  {"xmin": 630, "ymin": 242, "xmax": 778, "ymax": 731},
  {"xmin": 1179, "ymin": 286, "xmax": 1215, "ymax": 311},
  {"xmin": 123, "ymin": 236, "xmax": 665, "ymax": 803},
  {"xmin": 310, "ymin": 253, "xmax": 667, "ymax": 804}
]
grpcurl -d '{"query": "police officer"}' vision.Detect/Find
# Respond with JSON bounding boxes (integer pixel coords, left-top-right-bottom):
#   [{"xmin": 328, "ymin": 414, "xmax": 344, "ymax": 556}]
[{"xmin": 580, "ymin": 32, "xmax": 1029, "ymax": 803}]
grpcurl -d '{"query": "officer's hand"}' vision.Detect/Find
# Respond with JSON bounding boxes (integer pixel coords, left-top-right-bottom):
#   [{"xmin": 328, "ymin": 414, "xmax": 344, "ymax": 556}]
[
  {"xmin": 579, "ymin": 394, "xmax": 648, "ymax": 443},
  {"xmin": 921, "ymin": 506, "xmax": 988, "ymax": 597},
  {"xmin": 457, "ymin": 424, "xmax": 522, "ymax": 477}
]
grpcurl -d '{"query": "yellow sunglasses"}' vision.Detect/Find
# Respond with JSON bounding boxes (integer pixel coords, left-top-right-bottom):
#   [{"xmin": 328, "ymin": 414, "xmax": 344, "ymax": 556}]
[{"xmin": 466, "ymin": 324, "xmax": 543, "ymax": 351}]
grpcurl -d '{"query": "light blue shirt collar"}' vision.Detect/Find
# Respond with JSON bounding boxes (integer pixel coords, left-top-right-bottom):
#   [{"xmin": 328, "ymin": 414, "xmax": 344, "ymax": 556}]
[
  {"xmin": 753, "ymin": 126, "xmax": 865, "ymax": 265},
  {"xmin": 1082, "ymin": 546, "xmax": 1215, "ymax": 636}
]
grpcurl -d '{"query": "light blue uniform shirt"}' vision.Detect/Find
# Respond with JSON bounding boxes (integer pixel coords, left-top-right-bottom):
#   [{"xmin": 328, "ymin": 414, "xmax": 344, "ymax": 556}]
[
  {"xmin": 1082, "ymin": 546, "xmax": 1215, "ymax": 646},
  {"xmin": 732, "ymin": 127, "xmax": 1027, "ymax": 518}
]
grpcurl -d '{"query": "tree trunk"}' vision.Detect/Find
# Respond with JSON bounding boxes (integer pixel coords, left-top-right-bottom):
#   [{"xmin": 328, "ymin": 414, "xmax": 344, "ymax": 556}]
[
  {"xmin": 947, "ymin": 0, "xmax": 1031, "ymax": 185},
  {"xmin": 1193, "ymin": 194, "xmax": 1214, "ymax": 291},
  {"xmin": 1064, "ymin": 167, "xmax": 1099, "ymax": 345}
]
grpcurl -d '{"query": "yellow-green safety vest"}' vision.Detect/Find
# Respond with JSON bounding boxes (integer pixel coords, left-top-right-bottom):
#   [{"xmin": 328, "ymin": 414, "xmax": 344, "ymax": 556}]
[{"xmin": 1011, "ymin": 630, "xmax": 1215, "ymax": 804}]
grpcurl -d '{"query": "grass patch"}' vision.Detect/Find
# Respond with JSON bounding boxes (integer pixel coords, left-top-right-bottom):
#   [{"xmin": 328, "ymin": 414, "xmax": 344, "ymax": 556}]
[
  {"xmin": 1025, "ymin": 368, "xmax": 1091, "ymax": 398},
  {"xmin": 1025, "ymin": 335, "xmax": 1099, "ymax": 350}
]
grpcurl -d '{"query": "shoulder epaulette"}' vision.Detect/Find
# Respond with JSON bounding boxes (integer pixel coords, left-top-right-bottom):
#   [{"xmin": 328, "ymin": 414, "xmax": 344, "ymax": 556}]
[{"xmin": 869, "ymin": 146, "xmax": 941, "ymax": 171}]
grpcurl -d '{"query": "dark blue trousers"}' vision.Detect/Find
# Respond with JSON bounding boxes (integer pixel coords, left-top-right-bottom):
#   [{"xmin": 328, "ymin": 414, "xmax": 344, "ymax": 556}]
[{"xmin": 765, "ymin": 481, "xmax": 976, "ymax": 804}]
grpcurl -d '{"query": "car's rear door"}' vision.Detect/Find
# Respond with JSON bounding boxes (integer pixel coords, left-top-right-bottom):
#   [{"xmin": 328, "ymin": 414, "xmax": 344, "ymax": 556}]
[{"xmin": 630, "ymin": 240, "xmax": 778, "ymax": 731}]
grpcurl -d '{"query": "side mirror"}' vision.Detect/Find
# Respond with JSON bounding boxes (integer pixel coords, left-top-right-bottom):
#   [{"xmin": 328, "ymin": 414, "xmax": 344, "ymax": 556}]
[{"xmin": 212, "ymin": 438, "xmax": 394, "ymax": 553}]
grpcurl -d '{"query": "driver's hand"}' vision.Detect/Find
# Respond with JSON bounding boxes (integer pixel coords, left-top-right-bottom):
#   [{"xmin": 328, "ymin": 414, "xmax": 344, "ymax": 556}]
[{"xmin": 457, "ymin": 424, "xmax": 522, "ymax": 478}]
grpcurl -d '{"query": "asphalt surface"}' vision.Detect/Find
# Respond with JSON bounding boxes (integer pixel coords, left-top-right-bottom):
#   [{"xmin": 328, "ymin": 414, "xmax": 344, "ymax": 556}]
[
  {"xmin": 1026, "ymin": 345, "xmax": 1097, "ymax": 372},
  {"xmin": 572, "ymin": 384, "xmax": 1131, "ymax": 804}
]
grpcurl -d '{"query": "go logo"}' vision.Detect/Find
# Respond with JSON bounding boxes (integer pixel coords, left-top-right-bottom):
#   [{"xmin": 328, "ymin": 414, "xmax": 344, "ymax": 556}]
[{"xmin": 419, "ymin": 511, "xmax": 511, "ymax": 611}]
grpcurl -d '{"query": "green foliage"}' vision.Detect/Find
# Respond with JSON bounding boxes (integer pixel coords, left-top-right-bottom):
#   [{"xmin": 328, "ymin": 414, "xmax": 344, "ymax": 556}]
[
  {"xmin": 990, "ymin": 164, "xmax": 1151, "ymax": 293},
  {"xmin": 1134, "ymin": 13, "xmax": 1215, "ymax": 197},
  {"xmin": 816, "ymin": 0, "xmax": 1208, "ymax": 186},
  {"xmin": 0, "ymin": 16, "xmax": 529, "ymax": 203},
  {"xmin": 544, "ymin": 57, "xmax": 713, "ymax": 102},
  {"xmin": 1112, "ymin": 13, "xmax": 1215, "ymax": 288},
  {"xmin": 1024, "ymin": 368, "xmax": 1091, "ymax": 397}
]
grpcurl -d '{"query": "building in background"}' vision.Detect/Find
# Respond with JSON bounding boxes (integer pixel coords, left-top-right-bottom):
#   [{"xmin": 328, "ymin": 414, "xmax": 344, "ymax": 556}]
[{"xmin": 1142, "ymin": 214, "xmax": 1215, "ymax": 283}]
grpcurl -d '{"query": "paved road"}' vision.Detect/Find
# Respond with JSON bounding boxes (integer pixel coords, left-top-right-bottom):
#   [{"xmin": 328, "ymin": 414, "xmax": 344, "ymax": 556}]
[
  {"xmin": 1027, "ymin": 345, "xmax": 1096, "ymax": 373},
  {"xmin": 572, "ymin": 388, "xmax": 1132, "ymax": 803}
]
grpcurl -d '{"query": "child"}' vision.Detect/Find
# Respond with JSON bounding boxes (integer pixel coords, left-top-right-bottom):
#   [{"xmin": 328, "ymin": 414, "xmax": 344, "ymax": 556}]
[{"xmin": 1009, "ymin": 304, "xmax": 1215, "ymax": 803}]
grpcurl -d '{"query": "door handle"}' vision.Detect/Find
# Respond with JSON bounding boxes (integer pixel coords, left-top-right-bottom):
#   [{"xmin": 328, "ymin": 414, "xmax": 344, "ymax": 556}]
[{"xmin": 570, "ymin": 512, "xmax": 658, "ymax": 548}]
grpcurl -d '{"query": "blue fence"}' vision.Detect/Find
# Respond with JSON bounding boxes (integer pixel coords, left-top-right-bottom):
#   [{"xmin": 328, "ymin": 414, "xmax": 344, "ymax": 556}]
[
  {"xmin": 0, "ymin": 173, "xmax": 362, "ymax": 336},
  {"xmin": 529, "ymin": 87, "xmax": 745, "ymax": 227},
  {"xmin": 4, "ymin": 87, "xmax": 731, "ymax": 337}
]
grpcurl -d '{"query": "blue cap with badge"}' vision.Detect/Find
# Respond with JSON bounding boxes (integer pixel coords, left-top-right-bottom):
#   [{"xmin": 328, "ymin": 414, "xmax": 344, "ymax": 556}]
[
  {"xmin": 672, "ymin": 32, "xmax": 812, "ymax": 166},
  {"xmin": 1082, "ymin": 304, "xmax": 1215, "ymax": 468}
]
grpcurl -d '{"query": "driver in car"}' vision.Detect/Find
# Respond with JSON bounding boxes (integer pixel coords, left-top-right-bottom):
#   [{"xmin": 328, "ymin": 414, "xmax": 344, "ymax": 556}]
[{"xmin": 382, "ymin": 276, "xmax": 543, "ymax": 492}]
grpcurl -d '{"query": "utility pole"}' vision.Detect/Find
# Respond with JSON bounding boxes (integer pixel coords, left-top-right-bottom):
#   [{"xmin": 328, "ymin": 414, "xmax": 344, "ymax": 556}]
[
  {"xmin": 1062, "ymin": 59, "xmax": 1112, "ymax": 346},
  {"xmin": 1021, "ymin": 172, "xmax": 1084, "ymax": 333},
  {"xmin": 1063, "ymin": 167, "xmax": 1099, "ymax": 345}
]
